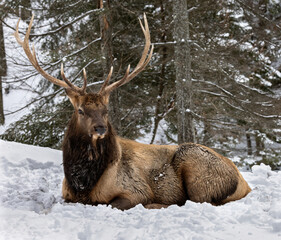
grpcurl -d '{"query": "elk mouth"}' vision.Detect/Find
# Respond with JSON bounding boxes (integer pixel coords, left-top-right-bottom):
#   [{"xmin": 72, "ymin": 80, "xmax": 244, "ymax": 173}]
[
  {"xmin": 90, "ymin": 126, "xmax": 107, "ymax": 140},
  {"xmin": 95, "ymin": 126, "xmax": 107, "ymax": 135}
]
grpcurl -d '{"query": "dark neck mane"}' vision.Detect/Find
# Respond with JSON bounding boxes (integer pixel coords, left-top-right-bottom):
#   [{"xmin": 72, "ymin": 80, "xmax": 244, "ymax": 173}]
[{"xmin": 62, "ymin": 116, "xmax": 119, "ymax": 201}]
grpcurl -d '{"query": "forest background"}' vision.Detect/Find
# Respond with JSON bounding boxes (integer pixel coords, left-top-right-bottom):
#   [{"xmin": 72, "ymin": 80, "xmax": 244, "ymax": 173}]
[{"xmin": 0, "ymin": 0, "xmax": 280, "ymax": 169}]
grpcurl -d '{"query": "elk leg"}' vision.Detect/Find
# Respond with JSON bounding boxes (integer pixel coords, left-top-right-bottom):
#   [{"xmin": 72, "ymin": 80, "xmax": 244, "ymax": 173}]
[
  {"xmin": 62, "ymin": 178, "xmax": 75, "ymax": 202},
  {"xmin": 110, "ymin": 197, "xmax": 134, "ymax": 210},
  {"xmin": 144, "ymin": 203, "xmax": 169, "ymax": 209}
]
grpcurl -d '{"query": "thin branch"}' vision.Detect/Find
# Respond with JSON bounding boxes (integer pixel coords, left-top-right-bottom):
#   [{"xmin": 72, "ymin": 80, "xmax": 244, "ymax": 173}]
[
  {"xmin": 221, "ymin": 97, "xmax": 280, "ymax": 120},
  {"xmin": 192, "ymin": 78, "xmax": 234, "ymax": 98},
  {"xmin": 49, "ymin": 37, "xmax": 101, "ymax": 67},
  {"xmin": 195, "ymin": 79, "xmax": 280, "ymax": 120},
  {"xmin": 1, "ymin": 9, "xmax": 102, "ymax": 37},
  {"xmin": 4, "ymin": 90, "xmax": 62, "ymax": 116}
]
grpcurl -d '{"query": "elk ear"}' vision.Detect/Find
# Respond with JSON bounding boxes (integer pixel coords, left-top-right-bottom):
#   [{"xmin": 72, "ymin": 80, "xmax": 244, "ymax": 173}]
[{"xmin": 65, "ymin": 88, "xmax": 80, "ymax": 108}]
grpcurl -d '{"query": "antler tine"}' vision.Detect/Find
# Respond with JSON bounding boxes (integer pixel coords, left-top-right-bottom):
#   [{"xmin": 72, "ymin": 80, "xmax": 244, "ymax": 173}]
[
  {"xmin": 82, "ymin": 68, "xmax": 87, "ymax": 93},
  {"xmin": 102, "ymin": 13, "xmax": 153, "ymax": 95},
  {"xmin": 15, "ymin": 15, "xmax": 87, "ymax": 94},
  {"xmin": 136, "ymin": 13, "xmax": 151, "ymax": 69},
  {"xmin": 123, "ymin": 44, "xmax": 154, "ymax": 82},
  {"xmin": 15, "ymin": 19, "xmax": 24, "ymax": 45},
  {"xmin": 60, "ymin": 63, "xmax": 74, "ymax": 88},
  {"xmin": 98, "ymin": 66, "xmax": 114, "ymax": 94},
  {"xmin": 105, "ymin": 65, "xmax": 131, "ymax": 92},
  {"xmin": 60, "ymin": 63, "xmax": 87, "ymax": 94}
]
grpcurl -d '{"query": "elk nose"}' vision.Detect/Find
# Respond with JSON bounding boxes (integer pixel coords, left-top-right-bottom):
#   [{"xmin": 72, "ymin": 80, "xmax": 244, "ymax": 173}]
[{"xmin": 94, "ymin": 126, "xmax": 107, "ymax": 136}]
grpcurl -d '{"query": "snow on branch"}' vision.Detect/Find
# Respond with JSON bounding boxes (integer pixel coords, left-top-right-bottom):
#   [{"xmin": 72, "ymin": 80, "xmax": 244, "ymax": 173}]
[
  {"xmin": 191, "ymin": 40, "xmax": 277, "ymax": 98},
  {"xmin": 194, "ymin": 79, "xmax": 280, "ymax": 120},
  {"xmin": 221, "ymin": 98, "xmax": 280, "ymax": 120},
  {"xmin": 192, "ymin": 78, "xmax": 234, "ymax": 98},
  {"xmin": 198, "ymin": 90, "xmax": 228, "ymax": 98},
  {"xmin": 236, "ymin": 0, "xmax": 281, "ymax": 31}
]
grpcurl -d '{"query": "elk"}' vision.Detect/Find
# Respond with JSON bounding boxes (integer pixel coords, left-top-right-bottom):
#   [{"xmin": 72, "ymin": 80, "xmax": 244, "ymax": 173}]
[{"xmin": 15, "ymin": 14, "xmax": 251, "ymax": 210}]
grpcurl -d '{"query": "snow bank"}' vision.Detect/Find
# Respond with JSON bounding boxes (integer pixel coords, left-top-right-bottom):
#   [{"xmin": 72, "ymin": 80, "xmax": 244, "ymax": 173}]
[{"xmin": 0, "ymin": 140, "xmax": 280, "ymax": 240}]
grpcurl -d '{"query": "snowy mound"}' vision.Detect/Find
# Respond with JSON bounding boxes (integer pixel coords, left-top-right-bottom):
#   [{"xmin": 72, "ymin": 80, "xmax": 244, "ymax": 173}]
[{"xmin": 0, "ymin": 140, "xmax": 280, "ymax": 240}]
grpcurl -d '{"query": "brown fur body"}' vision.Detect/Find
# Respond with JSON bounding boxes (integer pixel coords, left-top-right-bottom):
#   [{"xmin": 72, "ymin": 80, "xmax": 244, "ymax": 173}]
[{"xmin": 62, "ymin": 104, "xmax": 251, "ymax": 210}]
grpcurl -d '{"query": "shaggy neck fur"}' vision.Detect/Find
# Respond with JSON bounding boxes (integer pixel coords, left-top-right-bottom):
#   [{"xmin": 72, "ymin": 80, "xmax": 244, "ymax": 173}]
[{"xmin": 62, "ymin": 115, "xmax": 119, "ymax": 202}]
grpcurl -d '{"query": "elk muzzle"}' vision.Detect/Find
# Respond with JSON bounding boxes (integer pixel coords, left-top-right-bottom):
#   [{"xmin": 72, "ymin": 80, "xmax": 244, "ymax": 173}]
[
  {"xmin": 94, "ymin": 126, "xmax": 107, "ymax": 136},
  {"xmin": 90, "ymin": 124, "xmax": 107, "ymax": 140}
]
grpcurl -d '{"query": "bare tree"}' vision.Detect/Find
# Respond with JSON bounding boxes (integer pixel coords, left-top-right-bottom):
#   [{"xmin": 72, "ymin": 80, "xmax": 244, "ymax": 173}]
[
  {"xmin": 0, "ymin": 19, "xmax": 7, "ymax": 125},
  {"xmin": 173, "ymin": 0, "xmax": 195, "ymax": 144}
]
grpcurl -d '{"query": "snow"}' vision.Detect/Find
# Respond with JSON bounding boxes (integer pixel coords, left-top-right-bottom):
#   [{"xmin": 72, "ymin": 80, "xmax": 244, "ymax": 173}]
[
  {"xmin": 0, "ymin": 140, "xmax": 281, "ymax": 240},
  {"xmin": 235, "ymin": 74, "xmax": 249, "ymax": 84},
  {"xmin": 234, "ymin": 21, "xmax": 252, "ymax": 31}
]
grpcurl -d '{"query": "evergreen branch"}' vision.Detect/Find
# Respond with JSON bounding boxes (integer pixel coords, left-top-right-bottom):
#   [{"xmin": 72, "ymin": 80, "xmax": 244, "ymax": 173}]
[
  {"xmin": 236, "ymin": 0, "xmax": 281, "ymax": 31},
  {"xmin": 195, "ymin": 80, "xmax": 280, "ymax": 119}
]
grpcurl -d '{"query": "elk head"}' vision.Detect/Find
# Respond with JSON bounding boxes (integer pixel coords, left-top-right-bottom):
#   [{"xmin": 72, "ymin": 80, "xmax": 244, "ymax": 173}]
[{"xmin": 14, "ymin": 14, "xmax": 153, "ymax": 139}]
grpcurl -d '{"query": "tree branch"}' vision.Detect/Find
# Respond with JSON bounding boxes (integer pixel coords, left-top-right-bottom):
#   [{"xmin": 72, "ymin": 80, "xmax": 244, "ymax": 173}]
[{"xmin": 0, "ymin": 9, "xmax": 102, "ymax": 37}]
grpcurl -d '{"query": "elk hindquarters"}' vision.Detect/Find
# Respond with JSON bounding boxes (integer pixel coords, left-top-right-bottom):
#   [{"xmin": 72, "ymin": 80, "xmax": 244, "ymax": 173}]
[{"xmin": 173, "ymin": 143, "xmax": 239, "ymax": 205}]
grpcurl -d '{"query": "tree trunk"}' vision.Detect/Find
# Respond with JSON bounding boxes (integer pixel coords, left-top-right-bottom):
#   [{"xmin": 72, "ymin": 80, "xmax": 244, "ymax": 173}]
[
  {"xmin": 150, "ymin": 0, "xmax": 167, "ymax": 144},
  {"xmin": 255, "ymin": 132, "xmax": 264, "ymax": 156},
  {"xmin": 98, "ymin": 0, "xmax": 121, "ymax": 134},
  {"xmin": 0, "ymin": 20, "xmax": 7, "ymax": 125},
  {"xmin": 246, "ymin": 132, "xmax": 253, "ymax": 155},
  {"xmin": 0, "ymin": 76, "xmax": 4, "ymax": 125},
  {"xmin": 173, "ymin": 0, "xmax": 195, "ymax": 144},
  {"xmin": 203, "ymin": 119, "xmax": 211, "ymax": 146}
]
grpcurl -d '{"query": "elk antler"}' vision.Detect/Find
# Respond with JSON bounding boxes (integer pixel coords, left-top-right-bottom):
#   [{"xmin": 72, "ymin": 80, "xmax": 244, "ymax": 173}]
[
  {"xmin": 99, "ymin": 13, "xmax": 154, "ymax": 95},
  {"xmin": 14, "ymin": 15, "xmax": 87, "ymax": 95}
]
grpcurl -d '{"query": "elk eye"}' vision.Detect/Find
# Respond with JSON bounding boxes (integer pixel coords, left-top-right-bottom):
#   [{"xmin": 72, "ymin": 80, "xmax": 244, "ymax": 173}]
[{"xmin": 78, "ymin": 109, "xmax": 84, "ymax": 115}]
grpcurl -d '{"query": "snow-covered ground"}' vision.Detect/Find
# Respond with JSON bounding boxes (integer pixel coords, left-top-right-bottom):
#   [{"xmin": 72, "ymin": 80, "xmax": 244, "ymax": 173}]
[{"xmin": 0, "ymin": 140, "xmax": 281, "ymax": 240}]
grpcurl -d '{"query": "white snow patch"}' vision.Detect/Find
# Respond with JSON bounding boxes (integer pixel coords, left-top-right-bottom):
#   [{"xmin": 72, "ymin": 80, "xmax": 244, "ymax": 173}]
[
  {"xmin": 235, "ymin": 74, "xmax": 249, "ymax": 83},
  {"xmin": 144, "ymin": 5, "xmax": 154, "ymax": 9},
  {"xmin": 217, "ymin": 38, "xmax": 238, "ymax": 47},
  {"xmin": 234, "ymin": 21, "xmax": 252, "ymax": 31},
  {"xmin": 240, "ymin": 42, "xmax": 253, "ymax": 51}
]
